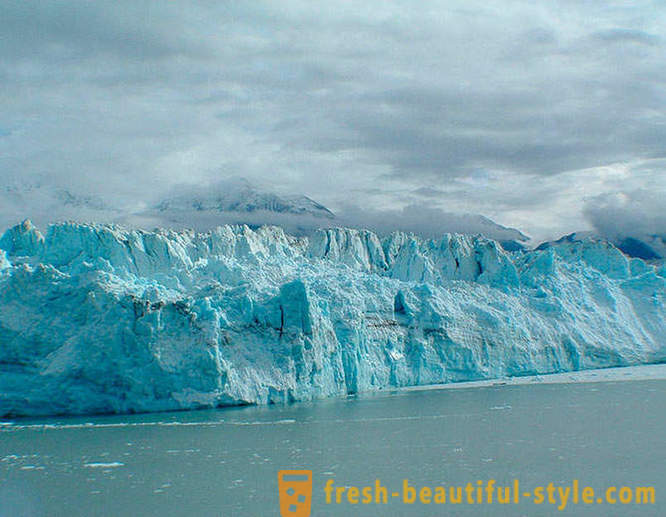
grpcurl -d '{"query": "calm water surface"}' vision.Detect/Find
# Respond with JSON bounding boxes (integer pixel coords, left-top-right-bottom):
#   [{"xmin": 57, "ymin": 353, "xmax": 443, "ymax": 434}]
[{"xmin": 1, "ymin": 374, "xmax": 664, "ymax": 516}]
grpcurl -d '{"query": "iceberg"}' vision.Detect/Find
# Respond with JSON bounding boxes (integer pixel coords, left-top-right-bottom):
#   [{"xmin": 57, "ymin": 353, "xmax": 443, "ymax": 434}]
[{"xmin": 0, "ymin": 220, "xmax": 664, "ymax": 416}]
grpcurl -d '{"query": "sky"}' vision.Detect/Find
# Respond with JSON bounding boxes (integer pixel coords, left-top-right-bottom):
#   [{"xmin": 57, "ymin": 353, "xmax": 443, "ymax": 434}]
[{"xmin": 1, "ymin": 0, "xmax": 665, "ymax": 242}]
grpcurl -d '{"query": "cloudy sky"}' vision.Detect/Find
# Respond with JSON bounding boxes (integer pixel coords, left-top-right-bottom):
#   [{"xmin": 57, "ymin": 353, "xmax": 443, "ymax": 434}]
[{"xmin": 1, "ymin": 0, "xmax": 665, "ymax": 241}]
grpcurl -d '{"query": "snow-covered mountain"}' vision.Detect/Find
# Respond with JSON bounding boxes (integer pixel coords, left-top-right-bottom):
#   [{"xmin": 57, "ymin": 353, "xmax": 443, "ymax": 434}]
[
  {"xmin": 1, "ymin": 177, "xmax": 532, "ymax": 247},
  {"xmin": 155, "ymin": 178, "xmax": 335, "ymax": 219},
  {"xmin": 142, "ymin": 178, "xmax": 337, "ymax": 235},
  {"xmin": 0, "ymin": 179, "xmax": 122, "ymax": 230},
  {"xmin": 537, "ymin": 232, "xmax": 665, "ymax": 261},
  {"xmin": 0, "ymin": 220, "xmax": 663, "ymax": 416},
  {"xmin": 148, "ymin": 179, "xmax": 531, "ymax": 247}
]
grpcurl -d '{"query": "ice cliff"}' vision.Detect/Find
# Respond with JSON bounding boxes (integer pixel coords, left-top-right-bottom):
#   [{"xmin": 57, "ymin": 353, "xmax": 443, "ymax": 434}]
[{"xmin": 0, "ymin": 220, "xmax": 664, "ymax": 416}]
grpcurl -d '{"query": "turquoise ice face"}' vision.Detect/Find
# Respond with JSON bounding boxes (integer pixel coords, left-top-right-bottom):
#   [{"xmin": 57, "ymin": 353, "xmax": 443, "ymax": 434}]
[{"xmin": 0, "ymin": 221, "xmax": 664, "ymax": 417}]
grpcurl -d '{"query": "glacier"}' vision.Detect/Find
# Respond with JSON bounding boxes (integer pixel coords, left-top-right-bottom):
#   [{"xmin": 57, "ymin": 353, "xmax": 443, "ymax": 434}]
[{"xmin": 0, "ymin": 220, "xmax": 664, "ymax": 417}]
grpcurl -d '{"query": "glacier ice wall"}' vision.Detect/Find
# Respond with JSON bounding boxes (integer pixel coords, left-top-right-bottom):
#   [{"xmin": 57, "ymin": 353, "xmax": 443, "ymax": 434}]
[{"xmin": 0, "ymin": 220, "xmax": 664, "ymax": 416}]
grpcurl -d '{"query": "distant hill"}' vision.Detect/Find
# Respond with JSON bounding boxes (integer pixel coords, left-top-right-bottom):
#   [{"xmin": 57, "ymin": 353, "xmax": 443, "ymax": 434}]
[
  {"xmin": 155, "ymin": 178, "xmax": 335, "ymax": 219},
  {"xmin": 536, "ymin": 232, "xmax": 665, "ymax": 260}
]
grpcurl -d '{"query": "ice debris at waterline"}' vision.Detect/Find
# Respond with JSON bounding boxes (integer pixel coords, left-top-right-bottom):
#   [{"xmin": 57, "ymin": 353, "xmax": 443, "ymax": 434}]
[{"xmin": 0, "ymin": 220, "xmax": 664, "ymax": 417}]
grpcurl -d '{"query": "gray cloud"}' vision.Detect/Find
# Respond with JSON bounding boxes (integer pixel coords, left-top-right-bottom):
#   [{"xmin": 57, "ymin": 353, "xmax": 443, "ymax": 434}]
[
  {"xmin": 584, "ymin": 189, "xmax": 666, "ymax": 240},
  {"xmin": 1, "ymin": 0, "xmax": 665, "ymax": 241}
]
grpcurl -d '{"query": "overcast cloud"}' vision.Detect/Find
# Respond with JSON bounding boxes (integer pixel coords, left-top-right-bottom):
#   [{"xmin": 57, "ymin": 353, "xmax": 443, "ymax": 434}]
[{"xmin": 1, "ymin": 0, "xmax": 665, "ymax": 241}]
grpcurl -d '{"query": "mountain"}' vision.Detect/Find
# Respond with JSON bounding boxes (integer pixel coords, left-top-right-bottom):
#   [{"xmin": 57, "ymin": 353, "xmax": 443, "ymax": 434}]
[
  {"xmin": 336, "ymin": 203, "xmax": 530, "ymax": 250},
  {"xmin": 0, "ymin": 221, "xmax": 664, "ymax": 416},
  {"xmin": 0, "ymin": 178, "xmax": 336, "ymax": 236},
  {"xmin": 1, "ymin": 177, "xmax": 531, "ymax": 246},
  {"xmin": 537, "ymin": 232, "xmax": 665, "ymax": 261},
  {"xmin": 155, "ymin": 178, "xmax": 335, "ymax": 218},
  {"xmin": 535, "ymin": 232, "xmax": 594, "ymax": 250},
  {"xmin": 614, "ymin": 235, "xmax": 665, "ymax": 260},
  {"xmin": 0, "ymin": 179, "xmax": 121, "ymax": 230},
  {"xmin": 150, "ymin": 179, "xmax": 531, "ymax": 247}
]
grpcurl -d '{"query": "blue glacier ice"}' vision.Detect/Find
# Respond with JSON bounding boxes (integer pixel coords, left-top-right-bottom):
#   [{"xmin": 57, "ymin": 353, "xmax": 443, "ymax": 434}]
[{"xmin": 0, "ymin": 220, "xmax": 664, "ymax": 416}]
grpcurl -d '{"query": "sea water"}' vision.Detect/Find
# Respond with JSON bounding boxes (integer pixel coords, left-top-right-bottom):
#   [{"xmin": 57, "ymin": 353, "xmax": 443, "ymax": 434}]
[{"xmin": 1, "ymin": 365, "xmax": 664, "ymax": 516}]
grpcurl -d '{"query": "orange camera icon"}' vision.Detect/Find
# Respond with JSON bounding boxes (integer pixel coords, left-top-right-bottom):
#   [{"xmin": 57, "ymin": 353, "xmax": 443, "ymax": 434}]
[{"xmin": 278, "ymin": 470, "xmax": 313, "ymax": 517}]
